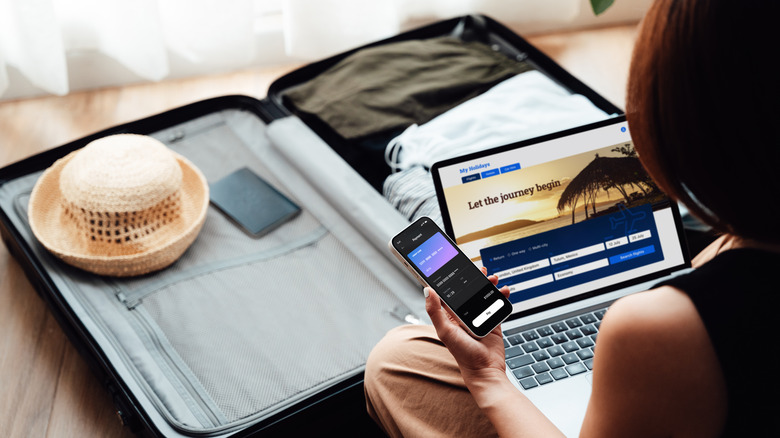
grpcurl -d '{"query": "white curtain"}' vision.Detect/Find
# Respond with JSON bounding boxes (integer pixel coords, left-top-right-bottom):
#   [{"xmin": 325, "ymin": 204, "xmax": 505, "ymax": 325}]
[{"xmin": 0, "ymin": 0, "xmax": 585, "ymax": 99}]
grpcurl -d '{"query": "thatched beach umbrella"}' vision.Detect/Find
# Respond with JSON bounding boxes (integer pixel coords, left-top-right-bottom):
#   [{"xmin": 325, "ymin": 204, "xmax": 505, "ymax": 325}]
[{"xmin": 557, "ymin": 156, "xmax": 656, "ymax": 224}]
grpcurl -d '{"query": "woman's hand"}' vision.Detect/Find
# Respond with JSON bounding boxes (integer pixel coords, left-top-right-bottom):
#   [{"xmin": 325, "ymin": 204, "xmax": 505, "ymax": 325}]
[
  {"xmin": 424, "ymin": 267, "xmax": 511, "ymax": 384},
  {"xmin": 425, "ymin": 268, "xmax": 565, "ymax": 437}
]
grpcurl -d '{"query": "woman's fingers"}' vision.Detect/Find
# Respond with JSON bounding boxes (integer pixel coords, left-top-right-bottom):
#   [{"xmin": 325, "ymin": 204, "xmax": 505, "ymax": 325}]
[{"xmin": 481, "ymin": 267, "xmax": 509, "ymax": 298}]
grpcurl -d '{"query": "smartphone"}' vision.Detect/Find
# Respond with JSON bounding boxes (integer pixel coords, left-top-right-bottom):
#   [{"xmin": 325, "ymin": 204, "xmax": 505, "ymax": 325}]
[{"xmin": 389, "ymin": 216, "xmax": 512, "ymax": 338}]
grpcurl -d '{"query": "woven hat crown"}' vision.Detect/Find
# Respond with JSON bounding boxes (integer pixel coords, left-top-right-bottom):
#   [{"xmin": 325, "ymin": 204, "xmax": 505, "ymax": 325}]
[
  {"xmin": 58, "ymin": 135, "xmax": 185, "ymax": 254},
  {"xmin": 60, "ymin": 134, "xmax": 182, "ymax": 213}
]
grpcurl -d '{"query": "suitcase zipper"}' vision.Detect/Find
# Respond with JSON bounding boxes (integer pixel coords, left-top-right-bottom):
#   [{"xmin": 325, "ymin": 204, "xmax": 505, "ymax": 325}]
[{"xmin": 130, "ymin": 306, "xmax": 227, "ymax": 428}]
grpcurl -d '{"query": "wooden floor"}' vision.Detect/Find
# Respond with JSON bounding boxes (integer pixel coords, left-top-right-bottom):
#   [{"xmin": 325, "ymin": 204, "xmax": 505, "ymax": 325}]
[{"xmin": 0, "ymin": 23, "xmax": 638, "ymax": 437}]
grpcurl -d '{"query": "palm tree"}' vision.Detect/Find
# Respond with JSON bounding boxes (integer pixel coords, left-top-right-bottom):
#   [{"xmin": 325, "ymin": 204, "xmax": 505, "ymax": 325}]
[{"xmin": 557, "ymin": 154, "xmax": 655, "ymax": 224}]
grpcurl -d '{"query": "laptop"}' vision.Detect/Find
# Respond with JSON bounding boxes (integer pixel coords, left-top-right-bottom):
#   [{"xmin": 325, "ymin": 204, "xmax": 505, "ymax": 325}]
[{"xmin": 430, "ymin": 115, "xmax": 691, "ymax": 436}]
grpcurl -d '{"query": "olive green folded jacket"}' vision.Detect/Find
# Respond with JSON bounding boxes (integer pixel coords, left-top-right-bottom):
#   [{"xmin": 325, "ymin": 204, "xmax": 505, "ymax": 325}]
[{"xmin": 284, "ymin": 37, "xmax": 532, "ymax": 139}]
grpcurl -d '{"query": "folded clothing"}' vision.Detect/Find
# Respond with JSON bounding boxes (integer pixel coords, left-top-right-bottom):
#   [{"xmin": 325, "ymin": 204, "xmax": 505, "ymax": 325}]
[
  {"xmin": 384, "ymin": 70, "xmax": 613, "ymax": 172},
  {"xmin": 283, "ymin": 36, "xmax": 532, "ymax": 140},
  {"xmin": 382, "ymin": 165, "xmax": 443, "ymax": 226},
  {"xmin": 383, "ymin": 70, "xmax": 614, "ymax": 223}
]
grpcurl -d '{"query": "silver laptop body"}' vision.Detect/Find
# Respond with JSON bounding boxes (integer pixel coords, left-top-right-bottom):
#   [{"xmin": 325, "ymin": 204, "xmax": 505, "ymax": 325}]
[{"xmin": 430, "ymin": 116, "xmax": 691, "ymax": 436}]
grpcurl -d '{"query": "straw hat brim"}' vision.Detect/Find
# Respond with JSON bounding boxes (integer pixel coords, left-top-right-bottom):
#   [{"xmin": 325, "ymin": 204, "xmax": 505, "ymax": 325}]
[{"xmin": 28, "ymin": 150, "xmax": 209, "ymax": 277}]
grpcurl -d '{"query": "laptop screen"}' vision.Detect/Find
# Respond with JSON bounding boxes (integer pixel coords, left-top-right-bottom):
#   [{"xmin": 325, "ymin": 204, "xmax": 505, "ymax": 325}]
[{"xmin": 431, "ymin": 116, "xmax": 689, "ymax": 316}]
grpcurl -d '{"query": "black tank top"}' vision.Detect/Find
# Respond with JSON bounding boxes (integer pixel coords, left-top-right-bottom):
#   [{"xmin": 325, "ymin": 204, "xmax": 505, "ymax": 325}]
[{"xmin": 656, "ymin": 248, "xmax": 780, "ymax": 436}]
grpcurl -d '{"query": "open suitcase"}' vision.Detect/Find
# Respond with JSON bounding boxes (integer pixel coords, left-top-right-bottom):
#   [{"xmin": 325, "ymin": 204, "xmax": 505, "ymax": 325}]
[{"xmin": 0, "ymin": 15, "xmax": 622, "ymax": 437}]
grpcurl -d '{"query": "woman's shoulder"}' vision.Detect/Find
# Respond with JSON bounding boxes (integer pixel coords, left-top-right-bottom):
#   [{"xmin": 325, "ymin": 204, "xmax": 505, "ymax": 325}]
[
  {"xmin": 600, "ymin": 285, "xmax": 712, "ymax": 370},
  {"xmin": 692, "ymin": 233, "xmax": 780, "ymax": 269},
  {"xmin": 581, "ymin": 286, "xmax": 727, "ymax": 436},
  {"xmin": 605, "ymin": 285, "xmax": 696, "ymax": 331}
]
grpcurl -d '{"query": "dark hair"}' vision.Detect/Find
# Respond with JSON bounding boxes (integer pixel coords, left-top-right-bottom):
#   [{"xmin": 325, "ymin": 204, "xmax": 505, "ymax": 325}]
[{"xmin": 626, "ymin": 0, "xmax": 780, "ymax": 243}]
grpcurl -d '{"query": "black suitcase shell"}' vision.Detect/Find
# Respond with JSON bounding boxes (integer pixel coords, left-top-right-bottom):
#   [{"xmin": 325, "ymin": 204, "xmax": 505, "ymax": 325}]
[{"xmin": 0, "ymin": 15, "xmax": 621, "ymax": 437}]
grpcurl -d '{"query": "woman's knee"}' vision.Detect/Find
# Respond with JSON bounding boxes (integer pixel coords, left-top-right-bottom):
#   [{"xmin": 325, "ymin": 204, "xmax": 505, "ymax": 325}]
[
  {"xmin": 364, "ymin": 325, "xmax": 498, "ymax": 438},
  {"xmin": 365, "ymin": 324, "xmax": 439, "ymax": 385}
]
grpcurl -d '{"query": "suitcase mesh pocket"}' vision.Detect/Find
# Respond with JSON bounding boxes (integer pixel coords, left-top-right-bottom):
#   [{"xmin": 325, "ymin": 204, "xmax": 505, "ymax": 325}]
[{"xmin": 138, "ymin": 231, "xmax": 406, "ymax": 425}]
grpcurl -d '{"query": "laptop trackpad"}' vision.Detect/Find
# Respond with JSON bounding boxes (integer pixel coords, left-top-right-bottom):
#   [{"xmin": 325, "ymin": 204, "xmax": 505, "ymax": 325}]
[{"xmin": 525, "ymin": 376, "xmax": 592, "ymax": 437}]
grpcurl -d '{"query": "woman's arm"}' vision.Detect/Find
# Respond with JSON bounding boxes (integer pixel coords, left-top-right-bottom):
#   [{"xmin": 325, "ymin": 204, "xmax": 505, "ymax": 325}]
[
  {"xmin": 423, "ymin": 270, "xmax": 564, "ymax": 437},
  {"xmin": 425, "ymin": 271, "xmax": 726, "ymax": 437},
  {"xmin": 579, "ymin": 287, "xmax": 727, "ymax": 437},
  {"xmin": 464, "ymin": 372, "xmax": 564, "ymax": 438}
]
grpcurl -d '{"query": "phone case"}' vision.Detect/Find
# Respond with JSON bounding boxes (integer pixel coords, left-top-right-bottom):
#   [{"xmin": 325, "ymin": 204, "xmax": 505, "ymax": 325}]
[{"xmin": 0, "ymin": 15, "xmax": 622, "ymax": 437}]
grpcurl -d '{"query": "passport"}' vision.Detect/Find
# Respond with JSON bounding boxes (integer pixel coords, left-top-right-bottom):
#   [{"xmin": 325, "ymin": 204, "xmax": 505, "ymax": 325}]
[{"xmin": 209, "ymin": 167, "xmax": 300, "ymax": 237}]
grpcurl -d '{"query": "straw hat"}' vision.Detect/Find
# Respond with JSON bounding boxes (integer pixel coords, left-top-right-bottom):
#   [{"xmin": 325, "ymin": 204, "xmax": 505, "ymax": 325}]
[{"xmin": 28, "ymin": 134, "xmax": 209, "ymax": 277}]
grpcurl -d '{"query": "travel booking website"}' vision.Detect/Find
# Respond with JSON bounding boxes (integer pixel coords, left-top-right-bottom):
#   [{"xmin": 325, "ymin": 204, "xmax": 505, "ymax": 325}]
[{"xmin": 435, "ymin": 122, "xmax": 686, "ymax": 311}]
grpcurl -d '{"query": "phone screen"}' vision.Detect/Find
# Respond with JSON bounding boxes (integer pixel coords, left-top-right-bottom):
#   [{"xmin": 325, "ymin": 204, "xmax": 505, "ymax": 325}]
[{"xmin": 391, "ymin": 217, "xmax": 512, "ymax": 337}]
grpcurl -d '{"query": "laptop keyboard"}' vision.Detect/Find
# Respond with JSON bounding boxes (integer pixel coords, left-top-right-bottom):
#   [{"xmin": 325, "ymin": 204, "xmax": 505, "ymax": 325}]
[{"xmin": 503, "ymin": 307, "xmax": 608, "ymax": 390}]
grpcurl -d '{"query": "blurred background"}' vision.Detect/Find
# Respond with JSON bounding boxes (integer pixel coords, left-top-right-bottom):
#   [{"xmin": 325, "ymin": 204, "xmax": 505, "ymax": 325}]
[{"xmin": 0, "ymin": 0, "xmax": 651, "ymax": 101}]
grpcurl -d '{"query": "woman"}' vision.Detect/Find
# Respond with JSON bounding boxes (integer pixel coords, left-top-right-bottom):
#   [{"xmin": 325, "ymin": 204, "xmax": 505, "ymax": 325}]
[{"xmin": 364, "ymin": 0, "xmax": 780, "ymax": 436}]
